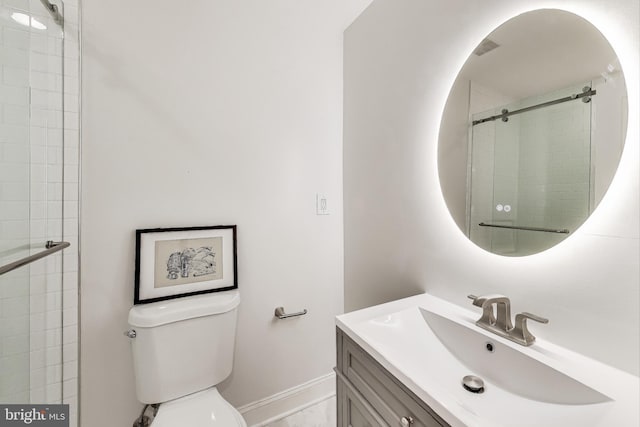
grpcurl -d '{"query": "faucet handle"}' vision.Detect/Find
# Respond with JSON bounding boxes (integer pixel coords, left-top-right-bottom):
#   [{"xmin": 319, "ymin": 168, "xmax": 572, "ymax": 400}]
[
  {"xmin": 512, "ymin": 312, "xmax": 549, "ymax": 346},
  {"xmin": 518, "ymin": 312, "xmax": 548, "ymax": 324}
]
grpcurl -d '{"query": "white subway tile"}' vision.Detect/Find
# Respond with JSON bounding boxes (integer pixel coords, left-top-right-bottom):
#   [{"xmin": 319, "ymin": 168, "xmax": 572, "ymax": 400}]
[
  {"xmin": 2, "ymin": 141, "xmax": 29, "ymax": 163},
  {"xmin": 45, "ymin": 309, "xmax": 61, "ymax": 330},
  {"xmin": 46, "ymin": 364, "xmax": 62, "ymax": 384},
  {"xmin": 1, "ymin": 220, "xmax": 29, "ymax": 239},
  {"xmin": 2, "ymin": 333, "xmax": 28, "ymax": 355},
  {"xmin": 30, "ymin": 330, "xmax": 45, "ymax": 351},
  {"xmin": 62, "ymin": 57, "xmax": 77, "ymax": 77},
  {"xmin": 0, "ymin": 162, "xmax": 28, "ymax": 182},
  {"xmin": 30, "ymin": 200, "xmax": 47, "ymax": 219},
  {"xmin": 30, "ymin": 367, "xmax": 46, "ymax": 389},
  {"xmin": 46, "ymin": 219, "xmax": 62, "ymax": 239},
  {"xmin": 2, "ymin": 181, "xmax": 30, "ymax": 200},
  {"xmin": 0, "ymin": 315, "xmax": 29, "ymax": 336},
  {"xmin": 63, "ymin": 111, "xmax": 78, "ymax": 130},
  {"xmin": 30, "ymin": 349, "xmax": 45, "ymax": 370},
  {"xmin": 30, "ymin": 293, "xmax": 45, "ymax": 313},
  {"xmin": 0, "ymin": 200, "xmax": 28, "ymax": 220},
  {"xmin": 2, "ymin": 295, "xmax": 28, "ymax": 316},
  {"xmin": 62, "ymin": 129, "xmax": 78, "ymax": 148},
  {"xmin": 62, "ymin": 360, "xmax": 77, "ymax": 382},
  {"xmin": 62, "ymin": 378, "xmax": 76, "ymax": 399},
  {"xmin": 63, "ymin": 163, "xmax": 77, "ymax": 182},
  {"xmin": 3, "ymin": 27, "xmax": 30, "ymax": 50},
  {"xmin": 45, "ymin": 328, "xmax": 61, "ymax": 348},
  {"xmin": 3, "ymin": 0, "xmax": 29, "ymax": 13},
  {"xmin": 29, "ymin": 311, "xmax": 45, "ymax": 333},
  {"xmin": 61, "ymin": 307, "xmax": 76, "ymax": 327},
  {"xmin": 3, "ymin": 104, "xmax": 28, "ymax": 125},
  {"xmin": 29, "ymin": 220, "xmax": 46, "ymax": 240},
  {"xmin": 0, "ymin": 83, "xmax": 28, "ymax": 105},
  {"xmin": 46, "ymin": 164, "xmax": 63, "ymax": 182},
  {"xmin": 28, "ymin": 274, "xmax": 46, "ymax": 295},
  {"xmin": 0, "ymin": 46, "xmax": 29, "ymax": 69},
  {"xmin": 29, "ymin": 387, "xmax": 45, "ymax": 403},
  {"xmin": 3, "ymin": 66, "xmax": 29, "ymax": 87},
  {"xmin": 61, "ymin": 272, "xmax": 77, "ymax": 291},
  {"xmin": 61, "ymin": 325, "xmax": 77, "ymax": 345},
  {"xmin": 62, "ymin": 94, "xmax": 78, "ymax": 113},
  {"xmin": 29, "ymin": 144, "xmax": 46, "ymax": 164},
  {"xmin": 30, "ymin": 107, "xmax": 63, "ymax": 128},
  {"xmin": 62, "ymin": 75, "xmax": 78, "ymax": 95},
  {"xmin": 46, "ymin": 272, "xmax": 62, "ymax": 293},
  {"xmin": 63, "ymin": 182, "xmax": 78, "ymax": 201},
  {"xmin": 47, "ymin": 200, "xmax": 63, "ymax": 219},
  {"xmin": 61, "ymin": 341, "xmax": 76, "ymax": 363},
  {"xmin": 61, "ymin": 253, "xmax": 77, "ymax": 273},
  {"xmin": 63, "ymin": 206, "xmax": 78, "ymax": 225},
  {"xmin": 47, "ymin": 128, "xmax": 63, "ymax": 146},
  {"xmin": 44, "ymin": 382, "xmax": 61, "ymax": 403}
]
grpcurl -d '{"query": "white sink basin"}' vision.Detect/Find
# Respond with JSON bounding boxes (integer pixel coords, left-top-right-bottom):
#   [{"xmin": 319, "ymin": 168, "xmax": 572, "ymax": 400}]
[
  {"xmin": 420, "ymin": 308, "xmax": 609, "ymax": 405},
  {"xmin": 336, "ymin": 293, "xmax": 639, "ymax": 427}
]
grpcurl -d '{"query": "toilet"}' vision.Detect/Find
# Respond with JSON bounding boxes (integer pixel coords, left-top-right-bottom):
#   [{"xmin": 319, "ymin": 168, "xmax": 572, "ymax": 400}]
[{"xmin": 127, "ymin": 289, "xmax": 247, "ymax": 426}]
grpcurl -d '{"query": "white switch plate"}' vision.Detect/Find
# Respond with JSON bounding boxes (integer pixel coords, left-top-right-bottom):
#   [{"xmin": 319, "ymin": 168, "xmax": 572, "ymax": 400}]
[{"xmin": 316, "ymin": 193, "xmax": 329, "ymax": 215}]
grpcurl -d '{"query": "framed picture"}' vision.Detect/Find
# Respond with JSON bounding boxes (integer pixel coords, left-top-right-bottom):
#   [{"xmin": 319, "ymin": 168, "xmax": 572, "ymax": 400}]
[{"xmin": 134, "ymin": 225, "xmax": 237, "ymax": 304}]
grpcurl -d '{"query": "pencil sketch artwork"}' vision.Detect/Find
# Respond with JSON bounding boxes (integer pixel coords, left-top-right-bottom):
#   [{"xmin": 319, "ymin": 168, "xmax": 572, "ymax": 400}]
[{"xmin": 154, "ymin": 236, "xmax": 224, "ymax": 288}]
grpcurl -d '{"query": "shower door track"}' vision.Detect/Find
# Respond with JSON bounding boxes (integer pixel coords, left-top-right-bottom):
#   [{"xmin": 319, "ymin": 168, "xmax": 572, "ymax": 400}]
[
  {"xmin": 472, "ymin": 87, "xmax": 596, "ymax": 125},
  {"xmin": 0, "ymin": 241, "xmax": 70, "ymax": 276}
]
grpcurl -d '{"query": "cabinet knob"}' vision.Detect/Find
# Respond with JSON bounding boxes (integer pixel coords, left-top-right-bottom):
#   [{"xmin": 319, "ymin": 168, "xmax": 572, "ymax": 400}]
[{"xmin": 401, "ymin": 416, "xmax": 415, "ymax": 426}]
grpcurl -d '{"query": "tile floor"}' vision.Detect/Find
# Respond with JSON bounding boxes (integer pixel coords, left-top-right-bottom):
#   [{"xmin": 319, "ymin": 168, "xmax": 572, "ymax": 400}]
[{"xmin": 264, "ymin": 396, "xmax": 336, "ymax": 427}]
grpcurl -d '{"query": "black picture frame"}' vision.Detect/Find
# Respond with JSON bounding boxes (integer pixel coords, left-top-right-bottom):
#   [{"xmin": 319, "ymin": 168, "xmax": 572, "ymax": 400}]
[{"xmin": 134, "ymin": 225, "xmax": 237, "ymax": 304}]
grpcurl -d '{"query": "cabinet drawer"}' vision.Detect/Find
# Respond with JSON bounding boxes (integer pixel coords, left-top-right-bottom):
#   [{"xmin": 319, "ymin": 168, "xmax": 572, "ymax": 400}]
[{"xmin": 340, "ymin": 333, "xmax": 448, "ymax": 427}]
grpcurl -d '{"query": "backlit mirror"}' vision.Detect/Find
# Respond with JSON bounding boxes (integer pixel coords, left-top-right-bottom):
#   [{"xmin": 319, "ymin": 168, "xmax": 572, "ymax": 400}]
[{"xmin": 438, "ymin": 9, "xmax": 627, "ymax": 256}]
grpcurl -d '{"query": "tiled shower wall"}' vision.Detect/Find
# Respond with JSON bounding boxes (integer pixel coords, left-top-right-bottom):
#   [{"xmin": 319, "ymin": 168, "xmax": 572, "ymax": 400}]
[{"xmin": 0, "ymin": 0, "xmax": 79, "ymax": 425}]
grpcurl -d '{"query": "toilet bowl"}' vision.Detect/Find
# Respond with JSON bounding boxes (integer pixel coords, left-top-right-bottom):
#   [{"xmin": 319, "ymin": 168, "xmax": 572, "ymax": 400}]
[
  {"xmin": 127, "ymin": 290, "xmax": 246, "ymax": 427},
  {"xmin": 151, "ymin": 388, "xmax": 246, "ymax": 427}
]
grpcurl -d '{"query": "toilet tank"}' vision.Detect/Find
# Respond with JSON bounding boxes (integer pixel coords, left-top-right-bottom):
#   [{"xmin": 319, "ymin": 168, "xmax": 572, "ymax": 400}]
[{"xmin": 128, "ymin": 290, "xmax": 240, "ymax": 404}]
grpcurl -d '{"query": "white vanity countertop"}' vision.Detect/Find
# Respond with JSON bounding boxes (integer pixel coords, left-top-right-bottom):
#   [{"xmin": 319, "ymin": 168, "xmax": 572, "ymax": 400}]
[{"xmin": 336, "ymin": 293, "xmax": 640, "ymax": 427}]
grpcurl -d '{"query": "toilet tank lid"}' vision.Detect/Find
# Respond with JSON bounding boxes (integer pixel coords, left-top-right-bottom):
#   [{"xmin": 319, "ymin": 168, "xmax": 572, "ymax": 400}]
[{"xmin": 128, "ymin": 290, "xmax": 240, "ymax": 327}]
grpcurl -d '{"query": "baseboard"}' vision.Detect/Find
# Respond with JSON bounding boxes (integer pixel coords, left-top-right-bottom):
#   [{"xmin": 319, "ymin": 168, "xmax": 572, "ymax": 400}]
[{"xmin": 237, "ymin": 372, "xmax": 336, "ymax": 426}]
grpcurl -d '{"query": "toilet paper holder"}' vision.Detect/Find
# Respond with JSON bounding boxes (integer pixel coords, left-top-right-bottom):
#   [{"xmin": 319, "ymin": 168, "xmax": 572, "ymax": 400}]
[{"xmin": 274, "ymin": 307, "xmax": 308, "ymax": 319}]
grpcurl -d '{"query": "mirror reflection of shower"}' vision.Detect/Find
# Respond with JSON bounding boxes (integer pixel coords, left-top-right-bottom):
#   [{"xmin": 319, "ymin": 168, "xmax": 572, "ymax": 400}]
[
  {"xmin": 437, "ymin": 9, "xmax": 628, "ymax": 256},
  {"xmin": 470, "ymin": 83, "xmax": 583, "ymax": 255}
]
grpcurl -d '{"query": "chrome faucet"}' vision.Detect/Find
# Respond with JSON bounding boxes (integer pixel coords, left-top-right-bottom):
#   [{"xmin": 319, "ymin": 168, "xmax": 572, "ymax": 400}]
[{"xmin": 467, "ymin": 294, "xmax": 548, "ymax": 346}]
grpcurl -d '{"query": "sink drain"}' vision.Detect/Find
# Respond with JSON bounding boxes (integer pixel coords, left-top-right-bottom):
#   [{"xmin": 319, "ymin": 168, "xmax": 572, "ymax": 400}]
[{"xmin": 462, "ymin": 375, "xmax": 485, "ymax": 394}]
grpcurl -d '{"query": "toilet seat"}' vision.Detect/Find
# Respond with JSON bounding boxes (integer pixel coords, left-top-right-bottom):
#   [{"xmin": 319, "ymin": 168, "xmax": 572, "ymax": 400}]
[{"xmin": 151, "ymin": 388, "xmax": 247, "ymax": 427}]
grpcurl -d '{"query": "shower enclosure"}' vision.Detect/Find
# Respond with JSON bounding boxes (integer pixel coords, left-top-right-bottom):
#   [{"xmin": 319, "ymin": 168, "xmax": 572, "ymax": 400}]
[
  {"xmin": 468, "ymin": 82, "xmax": 593, "ymax": 256},
  {"xmin": 0, "ymin": 0, "xmax": 79, "ymax": 424}
]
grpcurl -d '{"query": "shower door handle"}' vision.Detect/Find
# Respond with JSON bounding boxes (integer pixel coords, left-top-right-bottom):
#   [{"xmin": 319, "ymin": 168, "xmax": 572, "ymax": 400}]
[{"xmin": 0, "ymin": 241, "xmax": 70, "ymax": 276}]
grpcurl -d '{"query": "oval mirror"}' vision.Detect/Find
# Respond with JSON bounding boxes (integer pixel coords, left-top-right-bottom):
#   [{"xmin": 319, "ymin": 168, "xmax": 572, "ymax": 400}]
[{"xmin": 438, "ymin": 9, "xmax": 627, "ymax": 256}]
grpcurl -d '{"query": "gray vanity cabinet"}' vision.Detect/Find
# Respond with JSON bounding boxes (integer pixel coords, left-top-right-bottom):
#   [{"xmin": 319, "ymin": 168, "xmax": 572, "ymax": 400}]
[{"xmin": 336, "ymin": 328, "xmax": 450, "ymax": 427}]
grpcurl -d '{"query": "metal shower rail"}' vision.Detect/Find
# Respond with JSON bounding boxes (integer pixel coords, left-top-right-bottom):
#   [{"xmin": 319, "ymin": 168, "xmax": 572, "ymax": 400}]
[
  {"xmin": 0, "ymin": 241, "xmax": 70, "ymax": 276},
  {"xmin": 472, "ymin": 87, "xmax": 596, "ymax": 126},
  {"xmin": 479, "ymin": 222, "xmax": 570, "ymax": 234}
]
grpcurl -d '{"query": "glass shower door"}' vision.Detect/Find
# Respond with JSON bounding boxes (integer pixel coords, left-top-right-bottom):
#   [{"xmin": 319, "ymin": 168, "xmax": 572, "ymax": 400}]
[
  {"xmin": 469, "ymin": 83, "xmax": 593, "ymax": 256},
  {"xmin": 1, "ymin": 0, "xmax": 66, "ymax": 404}
]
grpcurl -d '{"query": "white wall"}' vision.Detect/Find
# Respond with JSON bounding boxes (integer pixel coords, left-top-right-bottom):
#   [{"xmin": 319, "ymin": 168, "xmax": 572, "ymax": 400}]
[
  {"xmin": 344, "ymin": 0, "xmax": 639, "ymax": 374},
  {"xmin": 80, "ymin": 1, "xmax": 370, "ymax": 426}
]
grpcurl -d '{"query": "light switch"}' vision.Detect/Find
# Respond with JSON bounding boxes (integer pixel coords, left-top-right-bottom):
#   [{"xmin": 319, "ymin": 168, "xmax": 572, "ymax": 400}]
[{"xmin": 316, "ymin": 193, "xmax": 329, "ymax": 215}]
